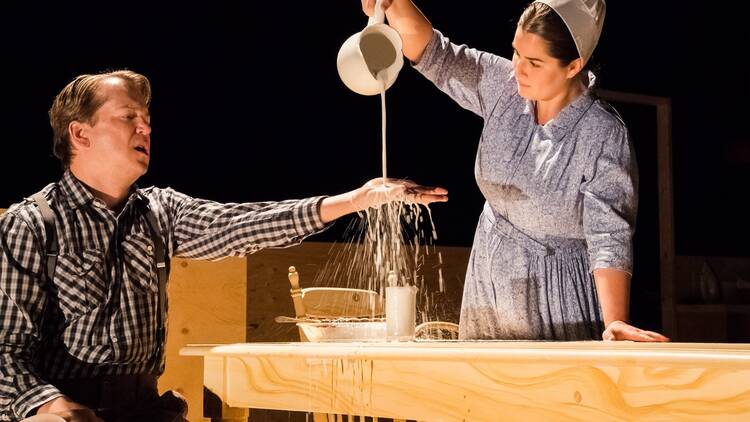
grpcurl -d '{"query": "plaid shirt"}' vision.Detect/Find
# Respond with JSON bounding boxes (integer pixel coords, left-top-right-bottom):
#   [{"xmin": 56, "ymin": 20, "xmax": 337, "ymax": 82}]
[{"xmin": 0, "ymin": 171, "xmax": 327, "ymax": 420}]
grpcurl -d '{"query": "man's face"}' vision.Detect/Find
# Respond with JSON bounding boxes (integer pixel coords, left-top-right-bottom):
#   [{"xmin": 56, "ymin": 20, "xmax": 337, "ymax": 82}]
[{"xmin": 77, "ymin": 78, "xmax": 151, "ymax": 183}]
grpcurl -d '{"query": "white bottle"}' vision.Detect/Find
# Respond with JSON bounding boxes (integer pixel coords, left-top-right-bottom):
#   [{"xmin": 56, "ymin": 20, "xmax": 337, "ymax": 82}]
[{"xmin": 385, "ymin": 271, "xmax": 417, "ymax": 341}]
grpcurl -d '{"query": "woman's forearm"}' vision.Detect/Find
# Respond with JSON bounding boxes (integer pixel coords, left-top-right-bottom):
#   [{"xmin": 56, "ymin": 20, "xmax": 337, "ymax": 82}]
[
  {"xmin": 593, "ymin": 268, "xmax": 631, "ymax": 327},
  {"xmin": 385, "ymin": 0, "xmax": 434, "ymax": 62}
]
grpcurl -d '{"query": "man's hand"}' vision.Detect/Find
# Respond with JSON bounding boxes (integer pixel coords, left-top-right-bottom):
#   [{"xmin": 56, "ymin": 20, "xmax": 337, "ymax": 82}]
[
  {"xmin": 35, "ymin": 397, "xmax": 104, "ymax": 422},
  {"xmin": 351, "ymin": 178, "xmax": 448, "ymax": 210},
  {"xmin": 320, "ymin": 178, "xmax": 448, "ymax": 223},
  {"xmin": 602, "ymin": 320, "xmax": 670, "ymax": 342}
]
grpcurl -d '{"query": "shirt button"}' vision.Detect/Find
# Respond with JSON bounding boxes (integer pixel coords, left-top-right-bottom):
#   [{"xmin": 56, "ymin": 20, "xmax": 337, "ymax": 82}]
[{"xmin": 147, "ymin": 245, "xmax": 153, "ymax": 252}]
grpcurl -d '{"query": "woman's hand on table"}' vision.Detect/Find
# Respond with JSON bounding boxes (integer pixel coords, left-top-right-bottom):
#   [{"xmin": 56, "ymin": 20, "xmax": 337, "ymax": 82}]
[{"xmin": 602, "ymin": 320, "xmax": 670, "ymax": 342}]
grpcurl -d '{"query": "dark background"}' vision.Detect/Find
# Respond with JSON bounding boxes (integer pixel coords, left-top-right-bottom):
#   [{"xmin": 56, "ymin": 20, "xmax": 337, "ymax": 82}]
[{"xmin": 2, "ymin": 1, "xmax": 748, "ymax": 332}]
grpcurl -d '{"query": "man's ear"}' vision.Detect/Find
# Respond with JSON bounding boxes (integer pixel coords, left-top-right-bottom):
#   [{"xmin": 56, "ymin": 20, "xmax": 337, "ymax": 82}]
[
  {"xmin": 566, "ymin": 57, "xmax": 584, "ymax": 79},
  {"xmin": 68, "ymin": 121, "xmax": 90, "ymax": 151}
]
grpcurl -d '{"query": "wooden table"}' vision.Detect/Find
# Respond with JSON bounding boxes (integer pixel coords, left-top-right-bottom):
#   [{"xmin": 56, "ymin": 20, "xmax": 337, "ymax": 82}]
[{"xmin": 180, "ymin": 341, "xmax": 750, "ymax": 421}]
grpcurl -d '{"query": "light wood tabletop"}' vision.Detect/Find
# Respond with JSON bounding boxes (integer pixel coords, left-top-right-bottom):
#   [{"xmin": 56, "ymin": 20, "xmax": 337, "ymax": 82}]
[{"xmin": 181, "ymin": 341, "xmax": 750, "ymax": 421}]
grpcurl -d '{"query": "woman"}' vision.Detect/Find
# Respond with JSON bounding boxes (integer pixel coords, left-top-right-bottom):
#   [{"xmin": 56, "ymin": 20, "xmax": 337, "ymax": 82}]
[{"xmin": 361, "ymin": 0, "xmax": 669, "ymax": 342}]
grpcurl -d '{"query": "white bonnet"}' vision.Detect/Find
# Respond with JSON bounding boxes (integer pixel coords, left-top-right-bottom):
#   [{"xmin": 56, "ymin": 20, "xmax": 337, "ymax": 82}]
[{"xmin": 533, "ymin": 0, "xmax": 606, "ymax": 64}]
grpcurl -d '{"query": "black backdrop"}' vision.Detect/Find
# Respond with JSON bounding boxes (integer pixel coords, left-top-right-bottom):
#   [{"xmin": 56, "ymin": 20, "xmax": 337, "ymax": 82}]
[{"xmin": 3, "ymin": 1, "xmax": 748, "ymax": 332}]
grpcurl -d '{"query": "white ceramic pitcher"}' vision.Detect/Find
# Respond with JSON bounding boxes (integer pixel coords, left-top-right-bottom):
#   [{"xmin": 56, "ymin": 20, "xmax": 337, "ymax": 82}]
[{"xmin": 336, "ymin": 0, "xmax": 404, "ymax": 96}]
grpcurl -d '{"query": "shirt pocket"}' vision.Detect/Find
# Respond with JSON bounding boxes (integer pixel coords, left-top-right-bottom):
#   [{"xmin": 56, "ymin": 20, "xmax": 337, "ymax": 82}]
[
  {"xmin": 53, "ymin": 249, "xmax": 108, "ymax": 320},
  {"xmin": 121, "ymin": 233, "xmax": 159, "ymax": 295}
]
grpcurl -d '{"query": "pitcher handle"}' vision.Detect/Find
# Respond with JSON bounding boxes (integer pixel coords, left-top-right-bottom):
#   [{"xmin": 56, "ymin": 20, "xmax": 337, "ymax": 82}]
[{"xmin": 368, "ymin": 0, "xmax": 386, "ymax": 26}]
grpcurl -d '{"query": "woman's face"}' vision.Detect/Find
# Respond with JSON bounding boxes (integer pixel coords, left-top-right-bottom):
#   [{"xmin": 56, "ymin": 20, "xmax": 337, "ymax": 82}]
[{"xmin": 511, "ymin": 27, "xmax": 581, "ymax": 101}]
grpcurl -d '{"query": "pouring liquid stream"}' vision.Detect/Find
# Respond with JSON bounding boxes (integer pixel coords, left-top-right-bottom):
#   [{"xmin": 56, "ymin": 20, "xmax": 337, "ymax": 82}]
[
  {"xmin": 378, "ymin": 71, "xmax": 388, "ymax": 186},
  {"xmin": 360, "ymin": 30, "xmax": 396, "ymax": 187}
]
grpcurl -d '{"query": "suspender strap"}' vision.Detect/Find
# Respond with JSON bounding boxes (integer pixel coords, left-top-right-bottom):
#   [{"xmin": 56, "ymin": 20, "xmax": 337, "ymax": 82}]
[
  {"xmin": 30, "ymin": 192, "xmax": 169, "ymax": 364},
  {"xmin": 31, "ymin": 193, "xmax": 58, "ymax": 282},
  {"xmin": 142, "ymin": 205, "xmax": 169, "ymax": 347}
]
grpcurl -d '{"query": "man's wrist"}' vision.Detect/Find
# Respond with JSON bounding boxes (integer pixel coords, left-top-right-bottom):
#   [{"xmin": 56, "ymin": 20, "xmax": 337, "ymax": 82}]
[
  {"xmin": 36, "ymin": 396, "xmax": 57, "ymax": 414},
  {"xmin": 36, "ymin": 396, "xmax": 75, "ymax": 414}
]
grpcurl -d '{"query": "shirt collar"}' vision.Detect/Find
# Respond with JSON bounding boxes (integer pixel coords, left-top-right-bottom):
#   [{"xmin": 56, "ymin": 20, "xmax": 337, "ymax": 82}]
[
  {"xmin": 60, "ymin": 170, "xmax": 147, "ymax": 210},
  {"xmin": 60, "ymin": 170, "xmax": 95, "ymax": 210}
]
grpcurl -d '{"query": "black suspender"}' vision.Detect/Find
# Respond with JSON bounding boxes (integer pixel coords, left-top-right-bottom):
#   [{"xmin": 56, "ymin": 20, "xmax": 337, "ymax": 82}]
[
  {"xmin": 142, "ymin": 204, "xmax": 169, "ymax": 350},
  {"xmin": 31, "ymin": 193, "xmax": 58, "ymax": 283},
  {"xmin": 31, "ymin": 193, "xmax": 169, "ymax": 360}
]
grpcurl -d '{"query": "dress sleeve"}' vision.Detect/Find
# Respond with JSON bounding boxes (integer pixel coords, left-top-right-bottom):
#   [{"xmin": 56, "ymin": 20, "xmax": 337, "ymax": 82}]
[
  {"xmin": 580, "ymin": 122, "xmax": 638, "ymax": 274},
  {"xmin": 411, "ymin": 28, "xmax": 517, "ymax": 119}
]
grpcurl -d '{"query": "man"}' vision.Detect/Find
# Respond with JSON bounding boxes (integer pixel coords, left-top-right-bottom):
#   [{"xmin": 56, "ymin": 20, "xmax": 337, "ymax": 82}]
[{"xmin": 0, "ymin": 70, "xmax": 447, "ymax": 422}]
